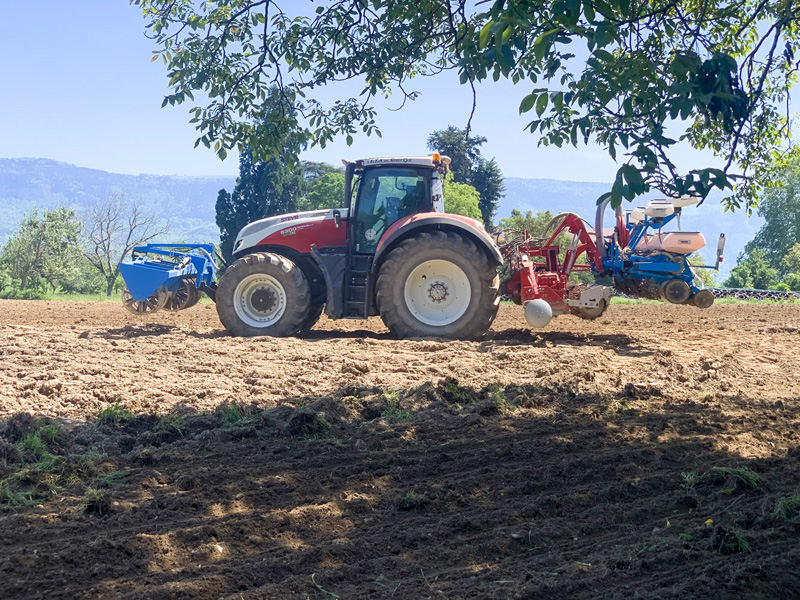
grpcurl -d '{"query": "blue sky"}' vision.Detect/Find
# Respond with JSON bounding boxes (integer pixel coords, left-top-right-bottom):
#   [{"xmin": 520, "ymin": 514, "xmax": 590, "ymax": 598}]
[{"xmin": 0, "ymin": 1, "xmax": 774, "ymax": 183}]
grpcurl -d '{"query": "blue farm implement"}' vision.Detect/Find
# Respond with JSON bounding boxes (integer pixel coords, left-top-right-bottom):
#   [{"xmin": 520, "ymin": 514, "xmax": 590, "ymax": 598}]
[
  {"xmin": 501, "ymin": 196, "xmax": 725, "ymax": 328},
  {"xmin": 118, "ymin": 244, "xmax": 219, "ymax": 315},
  {"xmin": 594, "ymin": 196, "xmax": 724, "ymax": 310}
]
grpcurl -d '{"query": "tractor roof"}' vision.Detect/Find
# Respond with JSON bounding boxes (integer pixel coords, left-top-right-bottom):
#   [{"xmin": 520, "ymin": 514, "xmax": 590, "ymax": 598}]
[{"xmin": 347, "ymin": 155, "xmax": 451, "ymax": 170}]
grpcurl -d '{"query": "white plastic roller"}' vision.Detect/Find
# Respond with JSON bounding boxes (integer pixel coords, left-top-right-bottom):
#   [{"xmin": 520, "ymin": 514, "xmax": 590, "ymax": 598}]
[{"xmin": 524, "ymin": 299, "xmax": 553, "ymax": 328}]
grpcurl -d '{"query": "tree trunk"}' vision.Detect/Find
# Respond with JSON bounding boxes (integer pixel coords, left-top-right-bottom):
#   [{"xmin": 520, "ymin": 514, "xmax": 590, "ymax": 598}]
[{"xmin": 106, "ymin": 276, "xmax": 116, "ymax": 297}]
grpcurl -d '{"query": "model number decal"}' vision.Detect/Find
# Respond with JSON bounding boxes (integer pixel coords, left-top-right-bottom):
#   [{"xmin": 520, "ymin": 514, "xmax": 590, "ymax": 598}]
[{"xmin": 280, "ymin": 223, "xmax": 312, "ymax": 237}]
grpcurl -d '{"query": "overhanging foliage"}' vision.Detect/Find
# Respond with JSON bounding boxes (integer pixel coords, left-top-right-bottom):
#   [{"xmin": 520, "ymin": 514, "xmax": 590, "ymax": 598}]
[{"xmin": 134, "ymin": 0, "xmax": 800, "ymax": 210}]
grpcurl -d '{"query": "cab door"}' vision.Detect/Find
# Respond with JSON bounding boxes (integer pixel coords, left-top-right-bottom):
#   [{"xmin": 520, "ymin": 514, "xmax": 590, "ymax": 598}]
[{"xmin": 350, "ymin": 167, "xmax": 432, "ymax": 254}]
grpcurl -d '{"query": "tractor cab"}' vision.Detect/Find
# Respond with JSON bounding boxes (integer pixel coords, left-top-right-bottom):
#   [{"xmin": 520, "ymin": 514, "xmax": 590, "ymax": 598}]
[{"xmin": 346, "ymin": 155, "xmax": 448, "ymax": 254}]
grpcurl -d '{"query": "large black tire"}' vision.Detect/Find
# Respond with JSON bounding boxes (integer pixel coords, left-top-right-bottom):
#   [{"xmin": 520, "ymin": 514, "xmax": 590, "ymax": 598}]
[
  {"xmin": 300, "ymin": 301, "xmax": 325, "ymax": 331},
  {"xmin": 376, "ymin": 231, "xmax": 500, "ymax": 339},
  {"xmin": 216, "ymin": 252, "xmax": 310, "ymax": 337}
]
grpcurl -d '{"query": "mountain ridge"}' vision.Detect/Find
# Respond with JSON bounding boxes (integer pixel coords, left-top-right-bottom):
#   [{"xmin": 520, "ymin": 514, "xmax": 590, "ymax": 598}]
[{"xmin": 1, "ymin": 158, "xmax": 760, "ymax": 278}]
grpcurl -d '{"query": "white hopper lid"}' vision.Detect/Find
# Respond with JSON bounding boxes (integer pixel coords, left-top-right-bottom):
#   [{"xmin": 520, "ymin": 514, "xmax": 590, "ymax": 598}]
[
  {"xmin": 644, "ymin": 199, "xmax": 675, "ymax": 218},
  {"xmin": 629, "ymin": 207, "xmax": 646, "ymax": 222},
  {"xmin": 672, "ymin": 195, "xmax": 699, "ymax": 208}
]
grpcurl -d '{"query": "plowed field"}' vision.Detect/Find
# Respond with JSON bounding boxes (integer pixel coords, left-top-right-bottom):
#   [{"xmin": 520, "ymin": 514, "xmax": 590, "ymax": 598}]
[{"xmin": 1, "ymin": 300, "xmax": 799, "ymax": 599}]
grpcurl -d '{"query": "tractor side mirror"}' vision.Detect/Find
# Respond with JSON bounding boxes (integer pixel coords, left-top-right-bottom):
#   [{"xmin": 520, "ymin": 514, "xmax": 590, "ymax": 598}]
[
  {"xmin": 715, "ymin": 233, "xmax": 726, "ymax": 269},
  {"xmin": 333, "ymin": 209, "xmax": 341, "ymax": 228}
]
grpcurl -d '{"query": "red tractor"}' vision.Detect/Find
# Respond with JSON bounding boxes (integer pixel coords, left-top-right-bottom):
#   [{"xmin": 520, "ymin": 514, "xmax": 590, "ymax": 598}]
[{"xmin": 215, "ymin": 154, "xmax": 503, "ymax": 339}]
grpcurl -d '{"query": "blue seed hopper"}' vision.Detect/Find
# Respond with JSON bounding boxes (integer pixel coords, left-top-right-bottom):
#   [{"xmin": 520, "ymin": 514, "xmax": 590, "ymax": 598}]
[{"xmin": 118, "ymin": 244, "xmax": 219, "ymax": 314}]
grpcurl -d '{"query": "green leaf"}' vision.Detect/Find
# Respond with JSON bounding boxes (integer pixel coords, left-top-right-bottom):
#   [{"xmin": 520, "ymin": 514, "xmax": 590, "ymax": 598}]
[
  {"xmin": 596, "ymin": 191, "xmax": 612, "ymax": 206},
  {"xmin": 621, "ymin": 164, "xmax": 645, "ymax": 192},
  {"xmin": 479, "ymin": 22, "xmax": 493, "ymax": 49},
  {"xmin": 583, "ymin": 0, "xmax": 596, "ymax": 21},
  {"xmin": 533, "ymin": 28, "xmax": 560, "ymax": 62},
  {"xmin": 519, "ymin": 94, "xmax": 537, "ymax": 114},
  {"xmin": 536, "ymin": 93, "xmax": 548, "ymax": 117}
]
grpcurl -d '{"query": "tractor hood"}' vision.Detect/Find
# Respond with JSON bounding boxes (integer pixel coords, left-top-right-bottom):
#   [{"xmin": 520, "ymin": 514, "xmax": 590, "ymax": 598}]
[{"xmin": 233, "ymin": 208, "xmax": 346, "ymax": 256}]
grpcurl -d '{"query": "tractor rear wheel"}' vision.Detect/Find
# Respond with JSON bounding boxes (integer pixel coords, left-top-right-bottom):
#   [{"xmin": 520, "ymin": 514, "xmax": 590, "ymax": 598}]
[
  {"xmin": 300, "ymin": 301, "xmax": 325, "ymax": 331},
  {"xmin": 376, "ymin": 231, "xmax": 499, "ymax": 339},
  {"xmin": 216, "ymin": 252, "xmax": 310, "ymax": 337}
]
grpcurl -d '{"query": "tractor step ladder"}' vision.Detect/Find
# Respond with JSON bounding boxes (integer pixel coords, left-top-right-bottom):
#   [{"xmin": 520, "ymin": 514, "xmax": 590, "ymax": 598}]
[{"xmin": 343, "ymin": 254, "xmax": 372, "ymax": 317}]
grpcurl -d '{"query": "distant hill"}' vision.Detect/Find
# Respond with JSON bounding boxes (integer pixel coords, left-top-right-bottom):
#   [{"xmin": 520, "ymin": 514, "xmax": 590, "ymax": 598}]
[
  {"xmin": 0, "ymin": 158, "xmax": 234, "ymax": 244},
  {"xmin": 0, "ymin": 158, "xmax": 760, "ymax": 279}
]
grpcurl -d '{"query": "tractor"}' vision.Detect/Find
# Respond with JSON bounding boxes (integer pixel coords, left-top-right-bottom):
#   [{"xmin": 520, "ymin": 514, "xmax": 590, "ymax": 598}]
[
  {"xmin": 121, "ymin": 155, "xmax": 503, "ymax": 339},
  {"xmin": 216, "ymin": 154, "xmax": 503, "ymax": 338}
]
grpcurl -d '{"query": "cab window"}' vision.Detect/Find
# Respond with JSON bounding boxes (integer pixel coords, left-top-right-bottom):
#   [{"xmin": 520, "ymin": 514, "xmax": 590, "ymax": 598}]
[{"xmin": 353, "ymin": 167, "xmax": 430, "ymax": 253}]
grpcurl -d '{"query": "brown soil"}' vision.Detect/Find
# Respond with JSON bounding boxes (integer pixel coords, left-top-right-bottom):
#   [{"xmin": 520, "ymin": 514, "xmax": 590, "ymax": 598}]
[{"xmin": 1, "ymin": 299, "xmax": 799, "ymax": 599}]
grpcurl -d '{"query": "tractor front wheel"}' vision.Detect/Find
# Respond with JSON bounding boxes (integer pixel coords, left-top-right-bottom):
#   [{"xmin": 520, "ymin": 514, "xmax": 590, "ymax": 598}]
[
  {"xmin": 216, "ymin": 252, "xmax": 310, "ymax": 337},
  {"xmin": 376, "ymin": 231, "xmax": 500, "ymax": 339}
]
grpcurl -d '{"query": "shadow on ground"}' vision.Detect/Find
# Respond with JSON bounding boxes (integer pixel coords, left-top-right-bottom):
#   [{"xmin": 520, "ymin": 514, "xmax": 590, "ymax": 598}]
[{"xmin": 1, "ymin": 379, "xmax": 799, "ymax": 599}]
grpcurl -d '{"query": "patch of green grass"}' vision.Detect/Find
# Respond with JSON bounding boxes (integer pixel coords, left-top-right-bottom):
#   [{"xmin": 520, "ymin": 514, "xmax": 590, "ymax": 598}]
[
  {"xmin": 44, "ymin": 292, "xmax": 119, "ymax": 302},
  {"xmin": 79, "ymin": 487, "xmax": 112, "ymax": 516},
  {"xmin": 71, "ymin": 452, "xmax": 104, "ymax": 477},
  {"xmin": 405, "ymin": 489, "xmax": 423, "ymax": 501},
  {"xmin": 680, "ymin": 470, "xmax": 700, "ymax": 489},
  {"xmin": 0, "ymin": 480, "xmax": 35, "ymax": 507},
  {"xmin": 713, "ymin": 528, "xmax": 751, "ymax": 554},
  {"xmin": 713, "ymin": 297, "xmax": 800, "ymax": 305},
  {"xmin": 97, "ymin": 402, "xmax": 136, "ymax": 426},
  {"xmin": 612, "ymin": 399, "xmax": 634, "ymax": 412},
  {"xmin": 96, "ymin": 470, "xmax": 129, "ymax": 488},
  {"xmin": 382, "ymin": 390, "xmax": 400, "ymax": 402},
  {"xmin": 710, "ymin": 466, "xmax": 760, "ymax": 493},
  {"xmin": 39, "ymin": 424, "xmax": 61, "ymax": 446},
  {"xmin": 488, "ymin": 384, "xmax": 515, "ymax": 411},
  {"xmin": 221, "ymin": 403, "xmax": 253, "ymax": 427},
  {"xmin": 381, "ymin": 395, "xmax": 411, "ymax": 420},
  {"xmin": 0, "ymin": 449, "xmax": 108, "ymax": 510},
  {"xmin": 774, "ymin": 494, "xmax": 800, "ymax": 520},
  {"xmin": 154, "ymin": 415, "xmax": 184, "ymax": 436},
  {"xmin": 16, "ymin": 431, "xmax": 51, "ymax": 463},
  {"xmin": 34, "ymin": 454, "xmax": 63, "ymax": 472},
  {"xmin": 678, "ymin": 533, "xmax": 693, "ymax": 541},
  {"xmin": 444, "ymin": 380, "xmax": 461, "ymax": 395},
  {"xmin": 609, "ymin": 297, "xmax": 662, "ymax": 305}
]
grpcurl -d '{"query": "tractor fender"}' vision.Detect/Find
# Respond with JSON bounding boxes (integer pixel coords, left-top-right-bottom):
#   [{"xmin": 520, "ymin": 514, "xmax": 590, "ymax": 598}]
[{"xmin": 373, "ymin": 213, "xmax": 502, "ymax": 269}]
